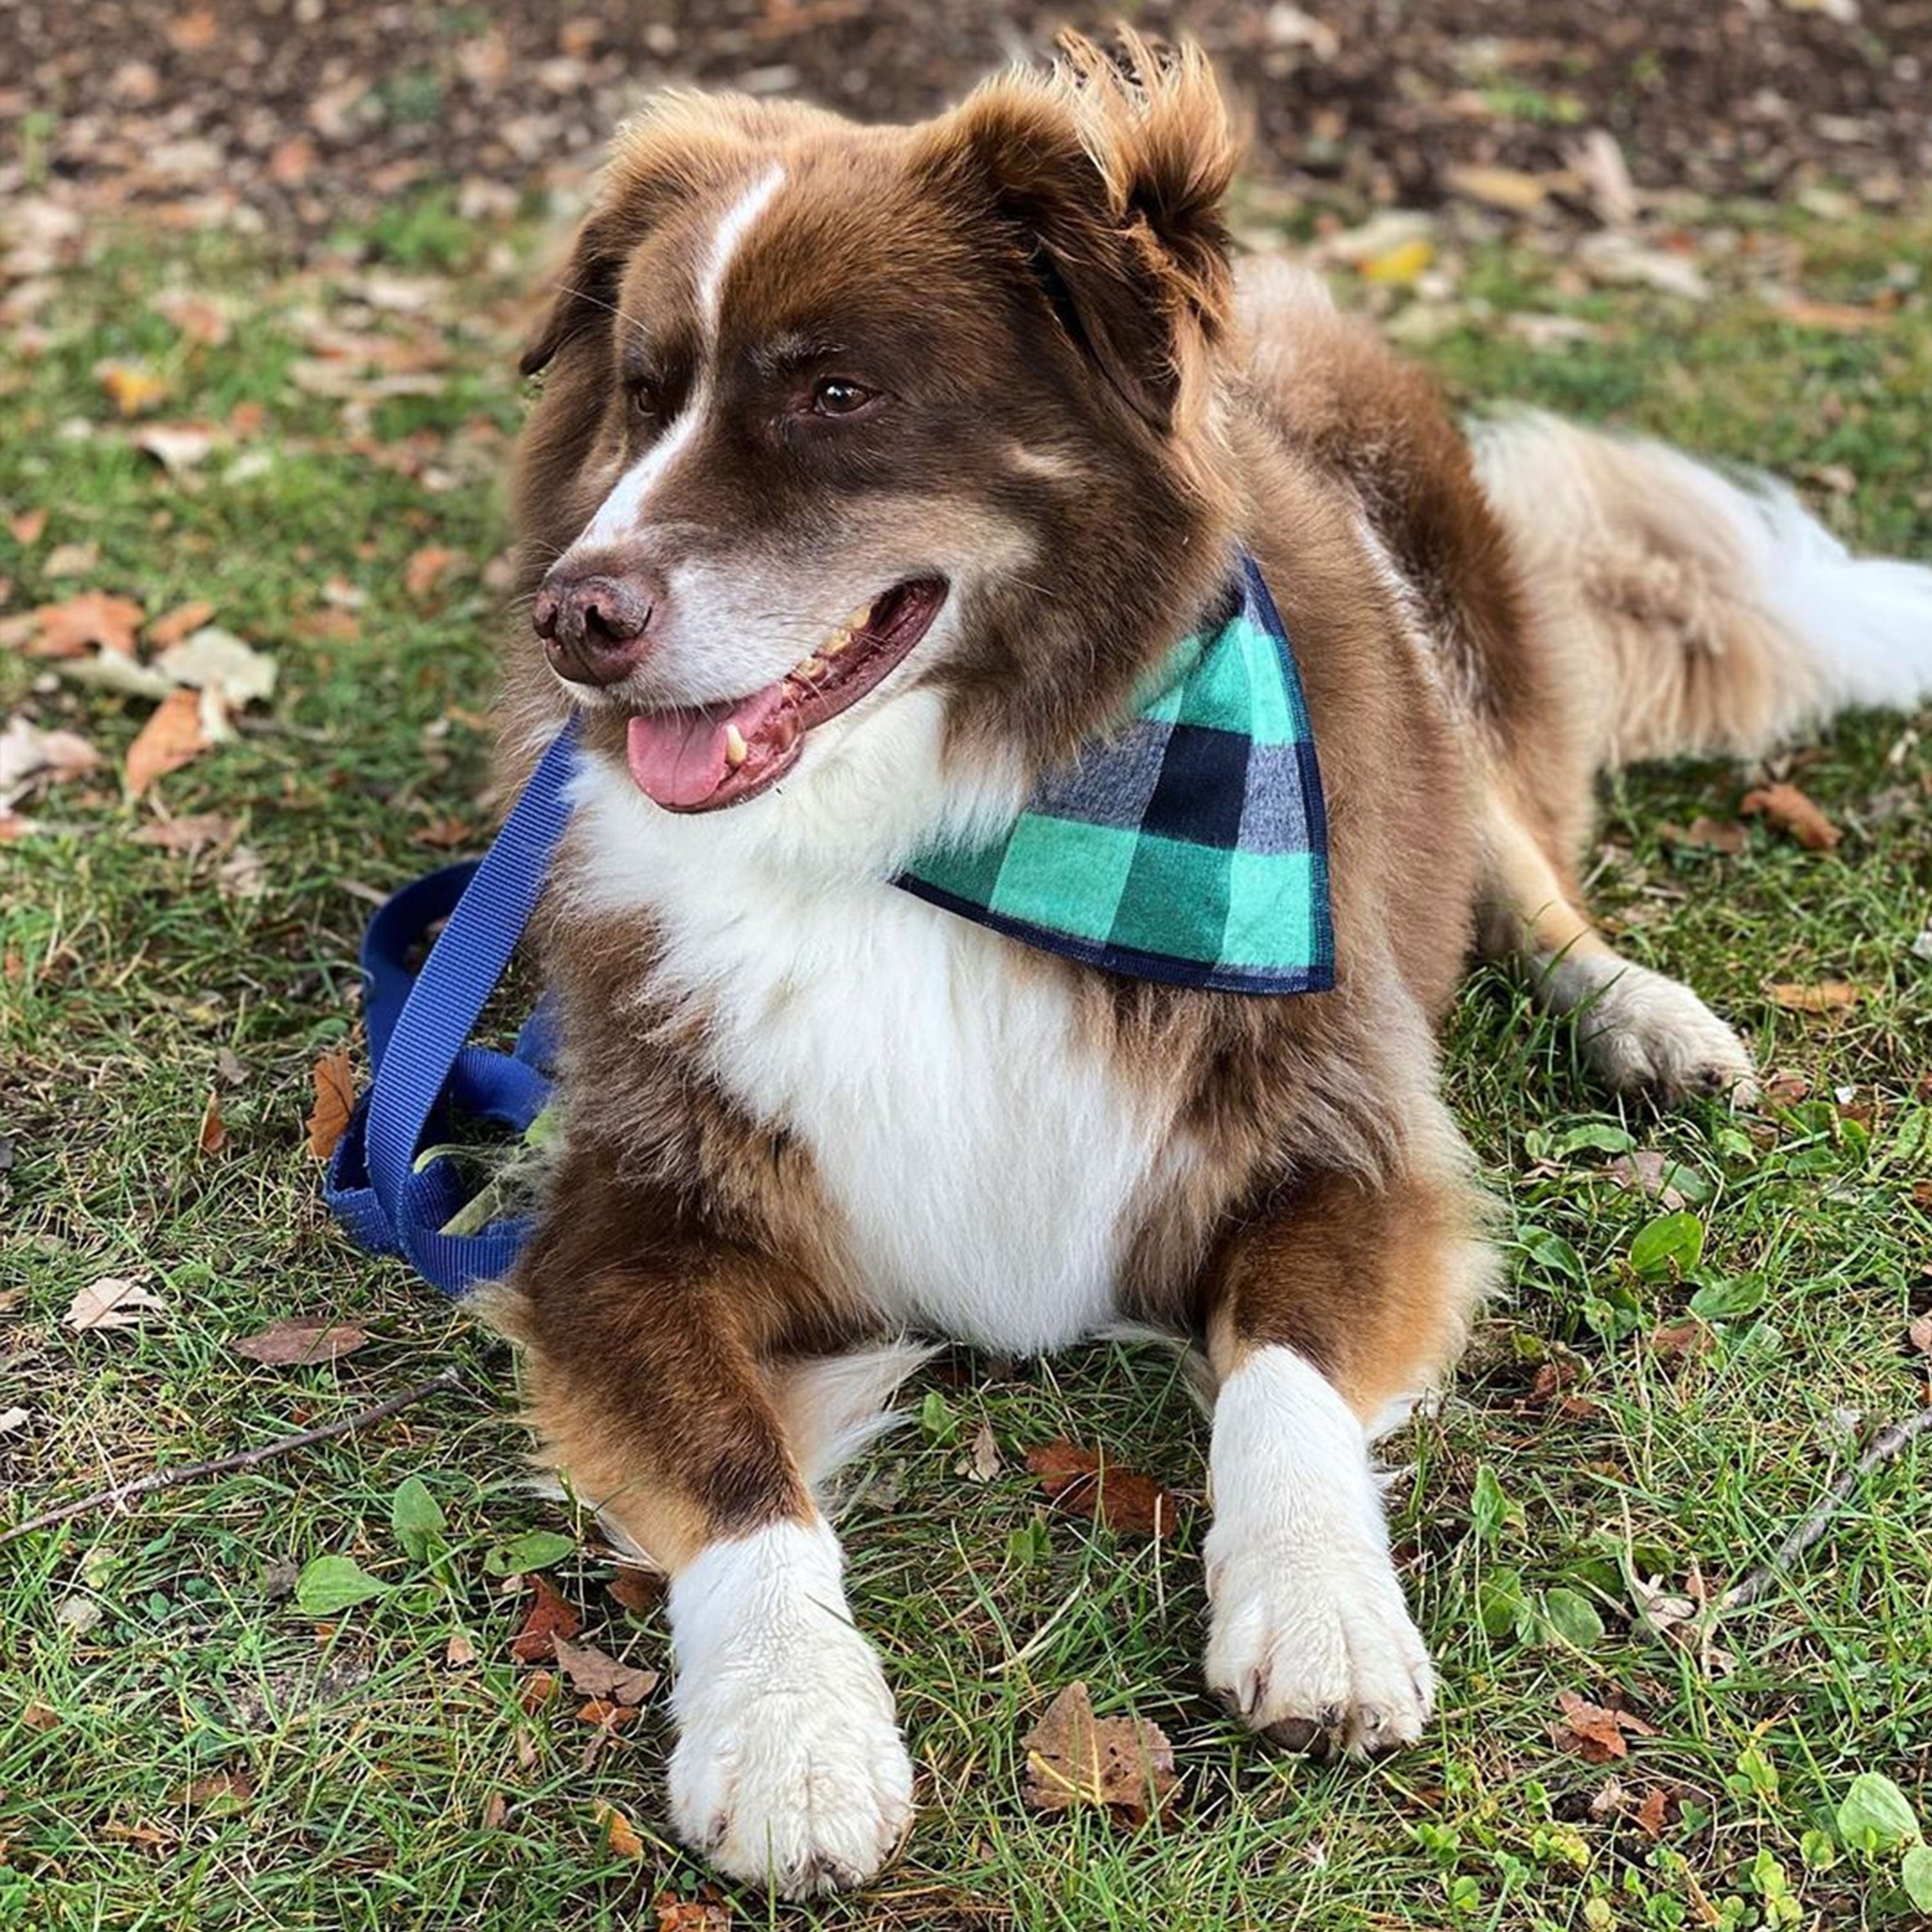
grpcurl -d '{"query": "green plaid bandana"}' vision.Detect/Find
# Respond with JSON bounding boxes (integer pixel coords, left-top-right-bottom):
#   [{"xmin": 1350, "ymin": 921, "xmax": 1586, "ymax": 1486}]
[{"xmin": 897, "ymin": 554, "xmax": 1333, "ymax": 995}]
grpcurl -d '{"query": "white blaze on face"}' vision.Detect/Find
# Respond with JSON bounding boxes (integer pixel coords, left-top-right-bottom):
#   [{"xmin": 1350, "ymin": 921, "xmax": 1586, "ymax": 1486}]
[{"xmin": 578, "ymin": 164, "xmax": 786, "ymax": 551}]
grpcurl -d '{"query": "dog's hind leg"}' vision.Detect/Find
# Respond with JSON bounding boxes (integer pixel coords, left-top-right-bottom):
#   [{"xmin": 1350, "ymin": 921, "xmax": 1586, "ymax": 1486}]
[
  {"xmin": 1477, "ymin": 787, "xmax": 1757, "ymax": 1105},
  {"xmin": 1197, "ymin": 1092, "xmax": 1492, "ymax": 1757},
  {"xmin": 485, "ymin": 1156, "xmax": 914, "ymax": 1899}
]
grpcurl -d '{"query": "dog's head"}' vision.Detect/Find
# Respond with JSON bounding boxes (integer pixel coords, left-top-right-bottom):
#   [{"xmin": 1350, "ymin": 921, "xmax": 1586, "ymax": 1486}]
[{"xmin": 511, "ymin": 34, "xmax": 1242, "ymax": 831}]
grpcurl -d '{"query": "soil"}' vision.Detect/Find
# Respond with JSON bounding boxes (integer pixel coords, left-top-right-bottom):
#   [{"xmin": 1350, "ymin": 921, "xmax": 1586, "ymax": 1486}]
[{"xmin": 3, "ymin": 1, "xmax": 1927, "ymax": 253}]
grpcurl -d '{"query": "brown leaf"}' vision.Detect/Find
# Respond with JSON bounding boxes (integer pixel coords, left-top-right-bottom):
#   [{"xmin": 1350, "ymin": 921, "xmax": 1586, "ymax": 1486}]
[
  {"xmin": 234, "ymin": 1318, "xmax": 369, "ymax": 1366},
  {"xmin": 509, "ymin": 1575, "xmax": 582, "ymax": 1664},
  {"xmin": 959, "ymin": 1417, "xmax": 1001, "ymax": 1483},
  {"xmin": 1635, "ymin": 1787, "xmax": 1671, "ymax": 1838},
  {"xmin": 445, "ymin": 1633, "xmax": 478, "ymax": 1667},
  {"xmin": 1551, "ymin": 1690, "xmax": 1655, "ymax": 1764},
  {"xmin": 405, "ymin": 545, "xmax": 460, "ymax": 599},
  {"xmin": 1766, "ymin": 980, "xmax": 1862, "ymax": 1014},
  {"xmin": 1776, "ymin": 296, "xmax": 1882, "ymax": 334},
  {"xmin": 1606, "ymin": 1151, "xmax": 1687, "ymax": 1210},
  {"xmin": 1650, "ymin": 1319, "xmax": 1713, "ymax": 1360},
  {"xmin": 198, "ymin": 1087, "xmax": 227, "ymax": 1155},
  {"xmin": 8, "ymin": 508, "xmax": 47, "ymax": 545},
  {"xmin": 552, "ymin": 1633, "xmax": 660, "ymax": 1707},
  {"xmin": 97, "ymin": 361, "xmax": 172, "ymax": 417},
  {"xmin": 575, "ymin": 1698, "xmax": 643, "ymax": 1728},
  {"xmin": 592, "ymin": 1799, "xmax": 645, "ymax": 1859},
  {"xmin": 518, "ymin": 1670, "xmax": 558, "ymax": 1714},
  {"xmin": 66, "ymin": 1275, "xmax": 167, "ymax": 1331},
  {"xmin": 1741, "ymin": 782, "xmax": 1841, "ymax": 851},
  {"xmin": 305, "ymin": 1048, "xmax": 355, "ymax": 1160},
  {"xmin": 607, "ymin": 1567, "xmax": 665, "ymax": 1616},
  {"xmin": 1660, "ymin": 816, "xmax": 1748, "ymax": 857},
  {"xmin": 146, "ymin": 599, "xmax": 217, "ymax": 649},
  {"xmin": 183, "ymin": 1768, "xmax": 254, "ymax": 1811},
  {"xmin": 1021, "ymin": 1681, "xmax": 1180, "ymax": 1827},
  {"xmin": 131, "ymin": 811, "xmax": 238, "ymax": 857},
  {"xmin": 654, "ymin": 1889, "xmax": 734, "ymax": 1931},
  {"xmin": 1026, "ymin": 1439, "xmax": 1181, "ymax": 1539},
  {"xmin": 0, "ymin": 716, "xmax": 102, "ymax": 799},
  {"xmin": 124, "ymin": 687, "xmax": 210, "ymax": 798},
  {"xmin": 1908, "ymin": 1314, "xmax": 1932, "ymax": 1357},
  {"xmin": 23, "ymin": 1701, "xmax": 59, "ymax": 1732},
  {"xmin": 21, "ymin": 590, "xmax": 145, "ymax": 659}
]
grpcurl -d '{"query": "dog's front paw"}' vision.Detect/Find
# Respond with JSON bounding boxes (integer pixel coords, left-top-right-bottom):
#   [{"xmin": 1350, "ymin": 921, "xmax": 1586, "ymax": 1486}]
[
  {"xmin": 1205, "ymin": 1531, "xmax": 1434, "ymax": 1758},
  {"xmin": 1575, "ymin": 963, "xmax": 1757, "ymax": 1106},
  {"xmin": 667, "ymin": 1521, "xmax": 911, "ymax": 1897}
]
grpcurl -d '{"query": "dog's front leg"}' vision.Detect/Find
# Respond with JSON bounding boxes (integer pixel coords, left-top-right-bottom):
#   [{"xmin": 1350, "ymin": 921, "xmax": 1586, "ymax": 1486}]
[
  {"xmin": 1199, "ymin": 1157, "xmax": 1486, "ymax": 1758},
  {"xmin": 498, "ymin": 1164, "xmax": 910, "ymax": 1897}
]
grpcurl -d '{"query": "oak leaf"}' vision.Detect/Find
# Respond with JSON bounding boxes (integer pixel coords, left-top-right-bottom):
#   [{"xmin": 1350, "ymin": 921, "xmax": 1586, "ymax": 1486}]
[
  {"xmin": 553, "ymin": 1634, "xmax": 660, "ymax": 1707},
  {"xmin": 509, "ymin": 1575, "xmax": 582, "ymax": 1664}
]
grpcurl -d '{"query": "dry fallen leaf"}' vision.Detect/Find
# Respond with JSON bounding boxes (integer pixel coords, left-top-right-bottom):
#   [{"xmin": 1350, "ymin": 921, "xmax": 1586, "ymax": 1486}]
[
  {"xmin": 959, "ymin": 1417, "xmax": 1001, "ymax": 1483},
  {"xmin": 575, "ymin": 1698, "xmax": 643, "ymax": 1728},
  {"xmin": 1025, "ymin": 1440, "xmax": 1181, "ymax": 1539},
  {"xmin": 124, "ymin": 687, "xmax": 210, "ymax": 799},
  {"xmin": 1607, "ymin": 1150, "xmax": 1688, "ymax": 1209},
  {"xmin": 1741, "ymin": 782, "xmax": 1841, "ymax": 851},
  {"xmin": 66, "ymin": 1275, "xmax": 168, "ymax": 1331},
  {"xmin": 1766, "ymin": 980, "xmax": 1862, "ymax": 1014},
  {"xmin": 1650, "ymin": 1319, "xmax": 1714, "ymax": 1361},
  {"xmin": 198, "ymin": 1086, "xmax": 227, "ymax": 1155},
  {"xmin": 305, "ymin": 1049, "xmax": 355, "ymax": 1160},
  {"xmin": 136, "ymin": 422, "xmax": 217, "ymax": 475},
  {"xmin": 405, "ymin": 545, "xmax": 460, "ymax": 599},
  {"xmin": 1022, "ymin": 1681, "xmax": 1180, "ymax": 1827},
  {"xmin": 509, "ymin": 1575, "xmax": 583, "ymax": 1665},
  {"xmin": 607, "ymin": 1567, "xmax": 665, "ymax": 1616},
  {"xmin": 234, "ymin": 1318, "xmax": 369, "ymax": 1366},
  {"xmin": 131, "ymin": 811, "xmax": 238, "ymax": 857},
  {"xmin": 0, "ymin": 715, "xmax": 101, "ymax": 804},
  {"xmin": 19, "ymin": 590, "xmax": 146, "ymax": 659},
  {"xmin": 592, "ymin": 1799, "xmax": 645, "ymax": 1859},
  {"xmin": 1634, "ymin": 1786, "xmax": 1671, "ymax": 1839},
  {"xmin": 1659, "ymin": 816, "xmax": 1748, "ymax": 857},
  {"xmin": 182, "ymin": 1769, "xmax": 254, "ymax": 1811},
  {"xmin": 97, "ymin": 361, "xmax": 172, "ymax": 417},
  {"xmin": 654, "ymin": 1888, "xmax": 734, "ymax": 1931},
  {"xmin": 553, "ymin": 1633, "xmax": 660, "ymax": 1707},
  {"xmin": 0, "ymin": 1406, "xmax": 30, "ymax": 1434},
  {"xmin": 1551, "ymin": 1690, "xmax": 1657, "ymax": 1764},
  {"xmin": 8, "ymin": 508, "xmax": 48, "ymax": 545},
  {"xmin": 23, "ymin": 1702, "xmax": 61, "ymax": 1733},
  {"xmin": 145, "ymin": 599, "xmax": 217, "ymax": 650},
  {"xmin": 1908, "ymin": 1314, "xmax": 1932, "ymax": 1357}
]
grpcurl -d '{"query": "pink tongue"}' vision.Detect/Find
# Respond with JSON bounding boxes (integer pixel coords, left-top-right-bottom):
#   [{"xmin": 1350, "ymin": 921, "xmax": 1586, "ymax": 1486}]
[{"xmin": 625, "ymin": 684, "xmax": 788, "ymax": 808}]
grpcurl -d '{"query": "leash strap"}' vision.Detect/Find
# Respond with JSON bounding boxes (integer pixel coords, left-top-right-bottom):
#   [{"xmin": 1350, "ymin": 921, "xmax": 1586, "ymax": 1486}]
[{"xmin": 323, "ymin": 721, "xmax": 578, "ymax": 1295}]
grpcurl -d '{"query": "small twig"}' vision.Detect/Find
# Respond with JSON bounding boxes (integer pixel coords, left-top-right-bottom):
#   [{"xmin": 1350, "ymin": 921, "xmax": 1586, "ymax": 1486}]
[
  {"xmin": 1719, "ymin": 1403, "xmax": 1932, "ymax": 1613},
  {"xmin": 0, "ymin": 1368, "xmax": 464, "ymax": 1549}
]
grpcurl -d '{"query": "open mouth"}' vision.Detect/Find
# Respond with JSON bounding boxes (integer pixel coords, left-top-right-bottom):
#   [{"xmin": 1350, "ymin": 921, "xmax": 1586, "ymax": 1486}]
[{"xmin": 623, "ymin": 578, "xmax": 949, "ymax": 811}]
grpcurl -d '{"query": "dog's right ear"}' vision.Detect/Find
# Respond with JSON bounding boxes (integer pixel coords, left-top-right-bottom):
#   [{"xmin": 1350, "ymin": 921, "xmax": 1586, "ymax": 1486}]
[
  {"xmin": 920, "ymin": 33, "xmax": 1238, "ymax": 435},
  {"xmin": 519, "ymin": 213, "xmax": 625, "ymax": 377}
]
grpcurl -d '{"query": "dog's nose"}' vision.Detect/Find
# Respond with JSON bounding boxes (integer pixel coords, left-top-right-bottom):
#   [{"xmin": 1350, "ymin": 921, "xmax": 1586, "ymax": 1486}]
[{"xmin": 531, "ymin": 571, "xmax": 656, "ymax": 687}]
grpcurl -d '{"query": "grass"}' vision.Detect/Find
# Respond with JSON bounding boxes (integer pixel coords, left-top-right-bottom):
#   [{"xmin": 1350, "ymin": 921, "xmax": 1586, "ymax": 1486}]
[{"xmin": 4, "ymin": 198, "xmax": 1931, "ymax": 1932}]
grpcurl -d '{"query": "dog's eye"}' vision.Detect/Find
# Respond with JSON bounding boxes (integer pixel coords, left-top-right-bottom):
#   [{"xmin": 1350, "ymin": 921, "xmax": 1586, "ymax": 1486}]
[
  {"xmin": 811, "ymin": 378, "xmax": 878, "ymax": 418},
  {"xmin": 627, "ymin": 378, "xmax": 663, "ymax": 421}
]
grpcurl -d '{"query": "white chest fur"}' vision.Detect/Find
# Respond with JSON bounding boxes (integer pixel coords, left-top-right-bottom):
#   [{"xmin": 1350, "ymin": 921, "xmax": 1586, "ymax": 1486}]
[{"xmin": 567, "ymin": 744, "xmax": 1179, "ymax": 1353}]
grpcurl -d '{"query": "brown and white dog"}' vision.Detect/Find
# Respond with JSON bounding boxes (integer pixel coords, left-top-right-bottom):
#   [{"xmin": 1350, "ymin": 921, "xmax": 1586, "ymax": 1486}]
[{"xmin": 485, "ymin": 35, "xmax": 1932, "ymax": 1895}]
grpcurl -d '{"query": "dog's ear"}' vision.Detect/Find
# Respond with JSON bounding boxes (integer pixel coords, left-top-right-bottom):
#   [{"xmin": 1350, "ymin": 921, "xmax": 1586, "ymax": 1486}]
[{"xmin": 923, "ymin": 32, "xmax": 1238, "ymax": 434}]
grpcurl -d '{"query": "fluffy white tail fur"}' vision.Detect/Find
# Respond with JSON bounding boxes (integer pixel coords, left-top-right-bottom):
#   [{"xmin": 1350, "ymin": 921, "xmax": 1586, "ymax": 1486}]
[{"xmin": 1473, "ymin": 410, "xmax": 1932, "ymax": 766}]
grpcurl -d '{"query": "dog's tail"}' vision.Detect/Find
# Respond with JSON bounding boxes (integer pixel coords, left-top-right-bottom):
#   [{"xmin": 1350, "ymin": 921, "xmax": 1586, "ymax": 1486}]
[{"xmin": 1470, "ymin": 409, "xmax": 1932, "ymax": 769}]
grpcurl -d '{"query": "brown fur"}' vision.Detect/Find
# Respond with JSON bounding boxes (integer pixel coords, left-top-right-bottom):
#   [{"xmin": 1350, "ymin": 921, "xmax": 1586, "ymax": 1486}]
[{"xmin": 486, "ymin": 35, "xmax": 1794, "ymax": 1603}]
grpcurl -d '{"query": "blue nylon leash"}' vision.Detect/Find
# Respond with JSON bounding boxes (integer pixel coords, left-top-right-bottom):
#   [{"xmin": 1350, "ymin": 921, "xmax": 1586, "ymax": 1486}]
[{"xmin": 323, "ymin": 720, "xmax": 578, "ymax": 1295}]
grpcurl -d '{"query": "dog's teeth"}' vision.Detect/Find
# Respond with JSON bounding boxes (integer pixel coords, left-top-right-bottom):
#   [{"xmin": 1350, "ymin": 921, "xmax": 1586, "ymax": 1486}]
[
  {"xmin": 723, "ymin": 724, "xmax": 748, "ymax": 768},
  {"xmin": 822, "ymin": 628, "xmax": 853, "ymax": 658},
  {"xmin": 795, "ymin": 655, "xmax": 828, "ymax": 681}
]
